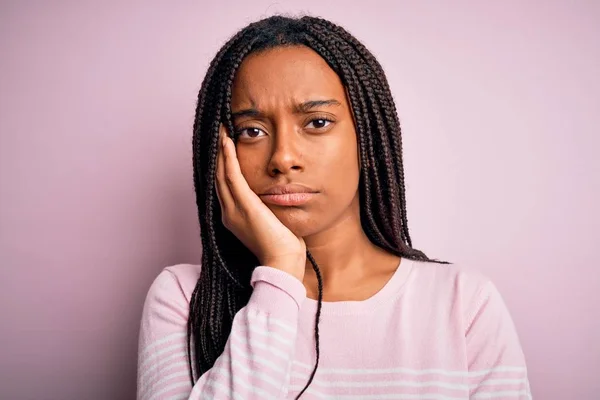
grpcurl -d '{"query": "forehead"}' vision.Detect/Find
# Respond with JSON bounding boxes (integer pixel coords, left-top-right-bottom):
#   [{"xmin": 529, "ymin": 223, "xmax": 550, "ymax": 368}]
[{"xmin": 231, "ymin": 45, "xmax": 346, "ymax": 109}]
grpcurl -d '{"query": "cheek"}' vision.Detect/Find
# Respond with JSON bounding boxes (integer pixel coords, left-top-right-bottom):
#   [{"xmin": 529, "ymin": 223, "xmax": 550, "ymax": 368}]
[
  {"xmin": 323, "ymin": 139, "xmax": 360, "ymax": 192},
  {"xmin": 236, "ymin": 152, "xmax": 263, "ymax": 191}
]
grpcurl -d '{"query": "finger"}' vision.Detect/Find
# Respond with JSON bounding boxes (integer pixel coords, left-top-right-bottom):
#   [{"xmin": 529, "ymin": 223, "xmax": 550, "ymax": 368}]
[
  {"xmin": 222, "ymin": 132, "xmax": 257, "ymax": 205},
  {"xmin": 215, "ymin": 124, "xmax": 234, "ymax": 209}
]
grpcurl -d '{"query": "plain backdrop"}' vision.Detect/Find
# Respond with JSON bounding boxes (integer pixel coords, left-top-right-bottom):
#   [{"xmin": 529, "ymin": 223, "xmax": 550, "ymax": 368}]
[{"xmin": 1, "ymin": 1, "xmax": 598, "ymax": 399}]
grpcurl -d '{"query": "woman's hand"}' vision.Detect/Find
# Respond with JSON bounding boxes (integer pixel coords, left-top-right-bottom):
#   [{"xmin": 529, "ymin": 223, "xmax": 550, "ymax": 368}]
[{"xmin": 215, "ymin": 124, "xmax": 307, "ymax": 282}]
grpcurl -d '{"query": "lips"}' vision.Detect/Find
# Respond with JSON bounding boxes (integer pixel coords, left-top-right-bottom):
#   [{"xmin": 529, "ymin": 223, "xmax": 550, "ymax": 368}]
[
  {"xmin": 261, "ymin": 184, "xmax": 317, "ymax": 195},
  {"xmin": 259, "ymin": 184, "xmax": 318, "ymax": 206}
]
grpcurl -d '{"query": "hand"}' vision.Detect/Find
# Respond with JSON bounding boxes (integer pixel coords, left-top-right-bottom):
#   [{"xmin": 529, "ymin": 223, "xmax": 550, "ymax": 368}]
[{"xmin": 215, "ymin": 124, "xmax": 307, "ymax": 282}]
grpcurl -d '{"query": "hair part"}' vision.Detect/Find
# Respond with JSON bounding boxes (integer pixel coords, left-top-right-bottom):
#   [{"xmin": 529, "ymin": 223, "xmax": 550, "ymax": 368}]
[{"xmin": 189, "ymin": 14, "xmax": 449, "ymax": 398}]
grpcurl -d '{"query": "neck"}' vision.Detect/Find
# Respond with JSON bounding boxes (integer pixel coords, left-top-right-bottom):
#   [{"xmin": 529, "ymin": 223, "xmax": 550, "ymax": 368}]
[{"xmin": 302, "ymin": 195, "xmax": 396, "ymax": 295}]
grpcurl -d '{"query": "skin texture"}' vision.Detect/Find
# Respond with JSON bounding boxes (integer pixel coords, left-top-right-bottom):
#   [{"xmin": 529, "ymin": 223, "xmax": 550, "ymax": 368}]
[{"xmin": 227, "ymin": 45, "xmax": 401, "ymax": 301}]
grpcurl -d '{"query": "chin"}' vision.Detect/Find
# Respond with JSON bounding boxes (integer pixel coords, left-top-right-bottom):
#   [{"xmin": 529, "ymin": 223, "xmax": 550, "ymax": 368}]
[{"xmin": 270, "ymin": 207, "xmax": 322, "ymax": 238}]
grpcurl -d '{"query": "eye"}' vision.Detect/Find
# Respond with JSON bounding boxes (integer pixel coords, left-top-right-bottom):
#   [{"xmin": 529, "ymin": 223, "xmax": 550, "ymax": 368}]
[
  {"xmin": 306, "ymin": 117, "xmax": 333, "ymax": 129},
  {"xmin": 235, "ymin": 127, "xmax": 266, "ymax": 139}
]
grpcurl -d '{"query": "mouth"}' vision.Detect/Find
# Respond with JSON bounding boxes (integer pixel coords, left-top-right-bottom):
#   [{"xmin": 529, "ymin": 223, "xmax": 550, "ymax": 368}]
[
  {"xmin": 259, "ymin": 192, "xmax": 317, "ymax": 206},
  {"xmin": 259, "ymin": 184, "xmax": 318, "ymax": 206}
]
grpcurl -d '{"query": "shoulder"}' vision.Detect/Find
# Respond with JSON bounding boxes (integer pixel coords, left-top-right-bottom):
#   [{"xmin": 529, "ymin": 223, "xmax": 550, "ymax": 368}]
[
  {"xmin": 144, "ymin": 263, "xmax": 201, "ymax": 306},
  {"xmin": 404, "ymin": 259, "xmax": 508, "ymax": 332},
  {"xmin": 139, "ymin": 263, "xmax": 201, "ymax": 336},
  {"xmin": 407, "ymin": 259, "xmax": 495, "ymax": 299}
]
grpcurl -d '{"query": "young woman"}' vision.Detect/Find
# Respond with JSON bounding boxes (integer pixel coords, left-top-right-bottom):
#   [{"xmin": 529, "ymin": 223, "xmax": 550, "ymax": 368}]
[{"xmin": 137, "ymin": 15, "xmax": 531, "ymax": 400}]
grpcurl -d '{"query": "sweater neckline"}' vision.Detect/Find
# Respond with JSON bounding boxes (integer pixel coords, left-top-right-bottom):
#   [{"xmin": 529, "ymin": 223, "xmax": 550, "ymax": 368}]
[{"xmin": 301, "ymin": 257, "xmax": 415, "ymax": 316}]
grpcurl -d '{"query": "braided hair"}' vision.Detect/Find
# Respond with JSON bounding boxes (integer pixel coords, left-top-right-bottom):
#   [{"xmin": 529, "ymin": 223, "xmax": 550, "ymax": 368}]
[{"xmin": 189, "ymin": 14, "xmax": 450, "ymax": 398}]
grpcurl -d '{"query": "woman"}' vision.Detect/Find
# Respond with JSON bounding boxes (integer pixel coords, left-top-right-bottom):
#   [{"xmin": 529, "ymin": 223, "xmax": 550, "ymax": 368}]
[{"xmin": 137, "ymin": 15, "xmax": 531, "ymax": 399}]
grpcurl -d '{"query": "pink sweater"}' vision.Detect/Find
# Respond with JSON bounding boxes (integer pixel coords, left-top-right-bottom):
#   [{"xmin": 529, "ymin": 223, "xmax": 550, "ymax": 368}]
[{"xmin": 137, "ymin": 258, "xmax": 532, "ymax": 399}]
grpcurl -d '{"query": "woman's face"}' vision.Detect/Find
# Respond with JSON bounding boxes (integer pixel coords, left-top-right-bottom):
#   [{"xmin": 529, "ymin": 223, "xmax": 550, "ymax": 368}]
[{"xmin": 230, "ymin": 45, "xmax": 360, "ymax": 238}]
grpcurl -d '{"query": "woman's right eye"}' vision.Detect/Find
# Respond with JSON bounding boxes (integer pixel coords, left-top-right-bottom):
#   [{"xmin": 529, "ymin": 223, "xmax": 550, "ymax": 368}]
[{"xmin": 235, "ymin": 127, "xmax": 265, "ymax": 139}]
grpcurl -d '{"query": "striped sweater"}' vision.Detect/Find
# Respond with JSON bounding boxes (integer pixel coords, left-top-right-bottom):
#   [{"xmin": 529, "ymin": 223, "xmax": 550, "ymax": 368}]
[{"xmin": 137, "ymin": 258, "xmax": 532, "ymax": 399}]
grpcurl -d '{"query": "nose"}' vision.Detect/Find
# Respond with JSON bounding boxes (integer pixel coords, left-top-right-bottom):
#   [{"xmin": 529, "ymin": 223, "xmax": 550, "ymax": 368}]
[{"xmin": 267, "ymin": 128, "xmax": 304, "ymax": 177}]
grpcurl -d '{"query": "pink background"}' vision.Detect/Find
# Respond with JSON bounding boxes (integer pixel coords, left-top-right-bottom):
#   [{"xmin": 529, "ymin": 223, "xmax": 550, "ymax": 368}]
[{"xmin": 1, "ymin": 1, "xmax": 598, "ymax": 399}]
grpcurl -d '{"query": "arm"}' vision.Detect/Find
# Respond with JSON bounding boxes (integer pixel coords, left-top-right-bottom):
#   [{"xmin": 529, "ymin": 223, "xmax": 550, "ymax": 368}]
[
  {"xmin": 465, "ymin": 280, "xmax": 532, "ymax": 399},
  {"xmin": 137, "ymin": 266, "xmax": 305, "ymax": 400}
]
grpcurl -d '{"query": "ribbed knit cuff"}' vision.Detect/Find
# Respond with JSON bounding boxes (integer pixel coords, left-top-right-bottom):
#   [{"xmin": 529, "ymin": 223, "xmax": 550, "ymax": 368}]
[{"xmin": 248, "ymin": 266, "xmax": 306, "ymax": 318}]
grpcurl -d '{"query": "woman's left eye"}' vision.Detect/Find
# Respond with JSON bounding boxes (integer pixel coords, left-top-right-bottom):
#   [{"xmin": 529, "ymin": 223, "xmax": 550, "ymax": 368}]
[{"xmin": 306, "ymin": 118, "xmax": 333, "ymax": 129}]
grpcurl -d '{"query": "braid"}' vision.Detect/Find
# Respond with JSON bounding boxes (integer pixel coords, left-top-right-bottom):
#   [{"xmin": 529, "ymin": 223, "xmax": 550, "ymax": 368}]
[
  {"xmin": 295, "ymin": 251, "xmax": 323, "ymax": 399},
  {"xmin": 189, "ymin": 14, "xmax": 450, "ymax": 397},
  {"xmin": 336, "ymin": 33, "xmax": 405, "ymax": 247},
  {"xmin": 222, "ymin": 39, "xmax": 260, "ymax": 138}
]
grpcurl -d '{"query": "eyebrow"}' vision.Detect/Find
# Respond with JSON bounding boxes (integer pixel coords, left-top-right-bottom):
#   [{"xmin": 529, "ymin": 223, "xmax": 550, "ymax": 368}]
[{"xmin": 231, "ymin": 99, "xmax": 341, "ymax": 119}]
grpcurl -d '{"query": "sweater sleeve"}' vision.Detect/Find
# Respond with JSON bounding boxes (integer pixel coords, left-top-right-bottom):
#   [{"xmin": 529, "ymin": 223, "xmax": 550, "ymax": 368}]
[
  {"xmin": 137, "ymin": 265, "xmax": 306, "ymax": 400},
  {"xmin": 465, "ymin": 280, "xmax": 532, "ymax": 399}
]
